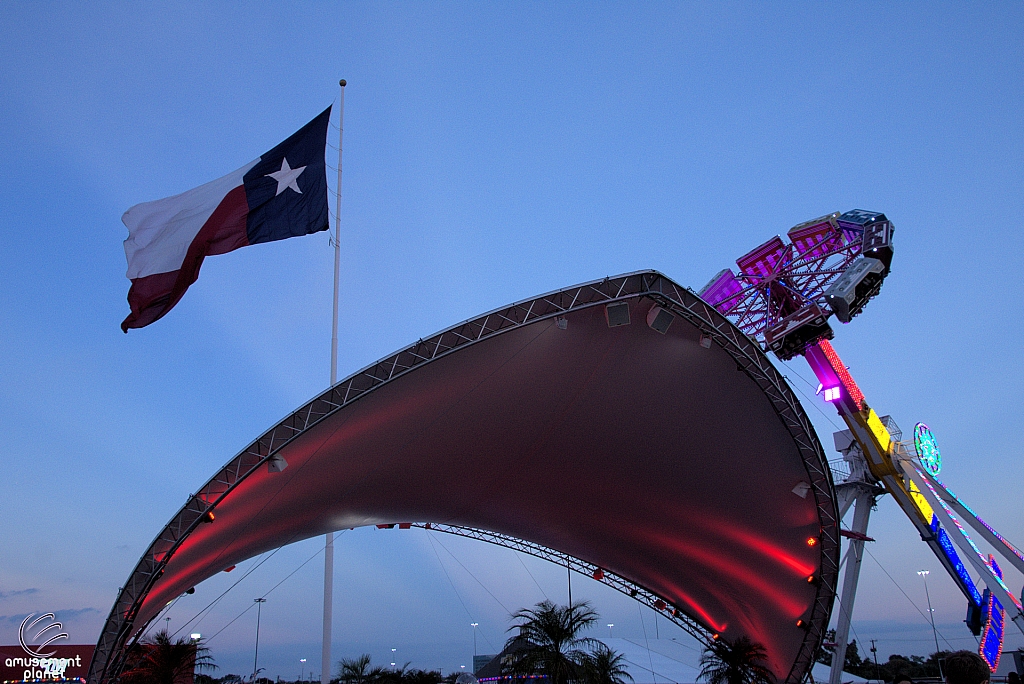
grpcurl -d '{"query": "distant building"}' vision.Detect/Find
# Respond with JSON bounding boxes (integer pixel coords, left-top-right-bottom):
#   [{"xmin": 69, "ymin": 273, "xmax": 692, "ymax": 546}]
[
  {"xmin": 474, "ymin": 638, "xmax": 547, "ymax": 683},
  {"xmin": 473, "ymin": 656, "xmax": 497, "ymax": 676}
]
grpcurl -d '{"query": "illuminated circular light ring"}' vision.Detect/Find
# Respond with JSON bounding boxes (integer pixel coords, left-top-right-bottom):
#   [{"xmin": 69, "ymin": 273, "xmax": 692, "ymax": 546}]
[{"xmin": 914, "ymin": 422, "xmax": 941, "ymax": 476}]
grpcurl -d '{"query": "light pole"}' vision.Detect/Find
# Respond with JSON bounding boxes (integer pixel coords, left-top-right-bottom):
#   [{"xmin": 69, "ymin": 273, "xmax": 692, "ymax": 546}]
[
  {"xmin": 253, "ymin": 598, "xmax": 267, "ymax": 681},
  {"xmin": 391, "ymin": 648, "xmax": 397, "ymax": 670},
  {"xmin": 471, "ymin": 623, "xmax": 478, "ymax": 658},
  {"xmin": 607, "ymin": 624, "xmax": 614, "ymax": 639},
  {"xmin": 917, "ymin": 571, "xmax": 943, "ymax": 679},
  {"xmin": 300, "ymin": 659, "xmax": 306, "ymax": 682}
]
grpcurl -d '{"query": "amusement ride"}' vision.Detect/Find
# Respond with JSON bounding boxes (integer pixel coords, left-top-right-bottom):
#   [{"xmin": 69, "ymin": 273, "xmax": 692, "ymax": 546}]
[
  {"xmin": 699, "ymin": 210, "xmax": 1023, "ymax": 683},
  {"xmin": 87, "ymin": 204, "xmax": 1021, "ymax": 684}
]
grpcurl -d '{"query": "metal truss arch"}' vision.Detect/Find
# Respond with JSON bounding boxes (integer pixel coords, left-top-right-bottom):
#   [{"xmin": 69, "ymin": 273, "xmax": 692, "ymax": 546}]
[
  {"xmin": 416, "ymin": 523, "xmax": 712, "ymax": 643},
  {"xmin": 90, "ymin": 271, "xmax": 838, "ymax": 684}
]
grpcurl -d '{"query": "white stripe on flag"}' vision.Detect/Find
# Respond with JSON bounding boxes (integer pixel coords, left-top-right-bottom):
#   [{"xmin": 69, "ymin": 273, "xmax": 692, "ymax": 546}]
[{"xmin": 122, "ymin": 158, "xmax": 259, "ymax": 279}]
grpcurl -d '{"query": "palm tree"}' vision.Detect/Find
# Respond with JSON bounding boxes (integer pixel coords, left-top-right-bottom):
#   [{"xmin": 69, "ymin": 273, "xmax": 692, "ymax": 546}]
[
  {"xmin": 120, "ymin": 630, "xmax": 216, "ymax": 684},
  {"xmin": 583, "ymin": 644, "xmax": 633, "ymax": 684},
  {"xmin": 337, "ymin": 655, "xmax": 389, "ymax": 684},
  {"xmin": 505, "ymin": 600, "xmax": 601, "ymax": 684},
  {"xmin": 377, "ymin": 662, "xmax": 413, "ymax": 684},
  {"xmin": 698, "ymin": 636, "xmax": 775, "ymax": 684}
]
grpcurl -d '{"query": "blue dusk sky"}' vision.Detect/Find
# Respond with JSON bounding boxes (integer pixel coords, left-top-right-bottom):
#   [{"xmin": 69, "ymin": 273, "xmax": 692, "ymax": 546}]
[{"xmin": 1, "ymin": 2, "xmax": 1023, "ymax": 680}]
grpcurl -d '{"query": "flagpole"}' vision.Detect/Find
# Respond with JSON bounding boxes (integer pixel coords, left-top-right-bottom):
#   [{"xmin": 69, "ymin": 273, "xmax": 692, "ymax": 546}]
[{"xmin": 323, "ymin": 77, "xmax": 346, "ymax": 684}]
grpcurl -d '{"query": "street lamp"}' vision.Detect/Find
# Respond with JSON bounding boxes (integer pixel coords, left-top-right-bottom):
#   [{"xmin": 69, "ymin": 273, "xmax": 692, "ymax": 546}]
[
  {"xmin": 300, "ymin": 659, "xmax": 307, "ymax": 682},
  {"xmin": 471, "ymin": 623, "xmax": 478, "ymax": 658},
  {"xmin": 607, "ymin": 624, "xmax": 614, "ymax": 639},
  {"xmin": 391, "ymin": 648, "xmax": 397, "ymax": 670},
  {"xmin": 253, "ymin": 598, "xmax": 267, "ymax": 681},
  {"xmin": 917, "ymin": 571, "xmax": 943, "ymax": 679},
  {"xmin": 190, "ymin": 634, "xmax": 202, "ymax": 642}
]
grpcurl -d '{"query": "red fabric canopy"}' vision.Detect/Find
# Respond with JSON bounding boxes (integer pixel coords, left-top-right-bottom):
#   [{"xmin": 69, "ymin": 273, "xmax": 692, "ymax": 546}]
[{"xmin": 94, "ymin": 272, "xmax": 837, "ymax": 684}]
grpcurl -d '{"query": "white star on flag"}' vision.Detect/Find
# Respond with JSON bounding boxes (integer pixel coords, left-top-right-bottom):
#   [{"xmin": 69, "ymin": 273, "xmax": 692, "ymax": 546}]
[{"xmin": 266, "ymin": 157, "xmax": 306, "ymax": 196}]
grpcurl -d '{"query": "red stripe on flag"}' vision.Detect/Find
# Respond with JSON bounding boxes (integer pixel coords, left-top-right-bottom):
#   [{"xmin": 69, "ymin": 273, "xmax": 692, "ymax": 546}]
[{"xmin": 122, "ymin": 185, "xmax": 250, "ymax": 332}]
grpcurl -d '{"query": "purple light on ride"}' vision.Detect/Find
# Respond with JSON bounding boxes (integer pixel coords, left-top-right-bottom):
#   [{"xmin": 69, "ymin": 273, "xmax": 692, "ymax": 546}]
[
  {"xmin": 699, "ymin": 268, "xmax": 744, "ymax": 315},
  {"xmin": 823, "ymin": 387, "xmax": 842, "ymax": 402},
  {"xmin": 788, "ymin": 214, "xmax": 844, "ymax": 259},
  {"xmin": 803, "ymin": 345, "xmax": 841, "ymax": 389},
  {"xmin": 736, "ymin": 236, "xmax": 788, "ymax": 282}
]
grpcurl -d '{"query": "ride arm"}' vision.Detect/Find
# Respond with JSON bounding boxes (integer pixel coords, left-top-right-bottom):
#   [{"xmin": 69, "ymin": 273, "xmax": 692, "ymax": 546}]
[
  {"xmin": 925, "ymin": 475, "xmax": 1024, "ymax": 577},
  {"xmin": 803, "ymin": 340, "xmax": 986, "ymax": 609},
  {"xmin": 903, "ymin": 466, "xmax": 1024, "ymax": 620}
]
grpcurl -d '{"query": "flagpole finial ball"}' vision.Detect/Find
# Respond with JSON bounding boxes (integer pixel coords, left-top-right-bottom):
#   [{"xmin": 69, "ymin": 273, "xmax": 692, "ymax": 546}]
[{"xmin": 339, "ymin": 79, "xmax": 347, "ymax": 87}]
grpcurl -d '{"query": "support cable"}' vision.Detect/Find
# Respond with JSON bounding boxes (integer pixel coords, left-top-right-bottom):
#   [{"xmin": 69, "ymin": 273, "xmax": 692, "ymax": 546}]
[
  {"xmin": 429, "ymin": 532, "xmax": 512, "ymax": 614},
  {"xmin": 864, "ymin": 548, "xmax": 955, "ymax": 650},
  {"xmin": 424, "ymin": 533, "xmax": 498, "ymax": 653},
  {"xmin": 170, "ymin": 543, "xmax": 289, "ymax": 639},
  {"xmin": 638, "ymin": 601, "xmax": 658, "ymax": 684},
  {"xmin": 206, "ymin": 539, "xmax": 332, "ymax": 644},
  {"xmin": 511, "ymin": 549, "xmax": 550, "ymax": 602},
  {"xmin": 783, "ymin": 372, "xmax": 844, "ymax": 433},
  {"xmin": 169, "ymin": 551, "xmax": 273, "ymax": 638}
]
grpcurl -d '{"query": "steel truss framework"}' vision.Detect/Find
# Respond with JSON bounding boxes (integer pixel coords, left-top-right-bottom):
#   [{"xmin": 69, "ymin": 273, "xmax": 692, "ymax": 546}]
[
  {"xmin": 89, "ymin": 271, "xmax": 840, "ymax": 684},
  {"xmin": 703, "ymin": 212, "xmax": 876, "ymax": 346},
  {"xmin": 414, "ymin": 523, "xmax": 710, "ymax": 642},
  {"xmin": 724, "ymin": 240, "xmax": 861, "ymax": 343}
]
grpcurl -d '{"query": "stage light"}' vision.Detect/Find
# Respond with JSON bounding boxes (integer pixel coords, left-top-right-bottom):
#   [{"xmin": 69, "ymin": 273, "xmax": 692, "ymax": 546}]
[
  {"xmin": 592, "ymin": 568, "xmax": 605, "ymax": 580},
  {"xmin": 606, "ymin": 302, "xmax": 630, "ymax": 327},
  {"xmin": 201, "ymin": 511, "xmax": 215, "ymax": 523},
  {"xmin": 806, "ymin": 537, "xmax": 818, "ymax": 547},
  {"xmin": 646, "ymin": 306, "xmax": 674, "ymax": 334}
]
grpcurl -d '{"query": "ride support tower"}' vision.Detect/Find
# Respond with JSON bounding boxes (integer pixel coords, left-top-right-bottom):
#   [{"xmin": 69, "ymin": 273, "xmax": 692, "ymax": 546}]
[{"xmin": 700, "ymin": 210, "xmax": 1023, "ymax": 681}]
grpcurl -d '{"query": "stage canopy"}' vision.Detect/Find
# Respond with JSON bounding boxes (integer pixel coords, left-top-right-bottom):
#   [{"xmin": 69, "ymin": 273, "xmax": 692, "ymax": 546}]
[{"xmin": 91, "ymin": 271, "xmax": 839, "ymax": 684}]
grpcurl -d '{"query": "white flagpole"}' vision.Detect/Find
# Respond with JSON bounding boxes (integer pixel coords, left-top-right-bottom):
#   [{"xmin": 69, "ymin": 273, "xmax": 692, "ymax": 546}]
[{"xmin": 323, "ymin": 77, "xmax": 346, "ymax": 684}]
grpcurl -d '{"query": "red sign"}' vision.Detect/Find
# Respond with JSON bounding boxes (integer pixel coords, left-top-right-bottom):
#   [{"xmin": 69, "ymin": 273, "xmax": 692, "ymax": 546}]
[{"xmin": 0, "ymin": 645, "xmax": 94, "ymax": 683}]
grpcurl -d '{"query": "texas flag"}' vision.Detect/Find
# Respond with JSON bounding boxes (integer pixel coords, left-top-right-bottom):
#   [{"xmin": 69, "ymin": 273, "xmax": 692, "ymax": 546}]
[{"xmin": 121, "ymin": 106, "xmax": 332, "ymax": 332}]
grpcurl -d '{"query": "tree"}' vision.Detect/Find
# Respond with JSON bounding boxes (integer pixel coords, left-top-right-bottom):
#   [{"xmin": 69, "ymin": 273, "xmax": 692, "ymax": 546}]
[
  {"xmin": 698, "ymin": 636, "xmax": 775, "ymax": 684},
  {"xmin": 400, "ymin": 669, "xmax": 443, "ymax": 684},
  {"xmin": 338, "ymin": 655, "xmax": 384, "ymax": 684},
  {"xmin": 505, "ymin": 600, "xmax": 601, "ymax": 684},
  {"xmin": 336, "ymin": 655, "xmax": 441, "ymax": 684},
  {"xmin": 583, "ymin": 644, "xmax": 633, "ymax": 684},
  {"xmin": 844, "ymin": 641, "xmax": 863, "ymax": 673},
  {"xmin": 120, "ymin": 630, "xmax": 216, "ymax": 684},
  {"xmin": 814, "ymin": 630, "xmax": 836, "ymax": 667}
]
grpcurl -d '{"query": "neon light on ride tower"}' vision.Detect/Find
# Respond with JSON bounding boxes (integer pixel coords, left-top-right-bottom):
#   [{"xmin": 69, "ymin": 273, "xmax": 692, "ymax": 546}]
[
  {"xmin": 980, "ymin": 556, "xmax": 1006, "ymax": 671},
  {"xmin": 914, "ymin": 423, "xmax": 941, "ymax": 476},
  {"xmin": 699, "ymin": 209, "xmax": 1023, "ymax": 678}
]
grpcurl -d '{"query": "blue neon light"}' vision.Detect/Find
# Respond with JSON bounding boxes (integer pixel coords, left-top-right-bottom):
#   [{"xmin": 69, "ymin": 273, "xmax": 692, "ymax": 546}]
[
  {"xmin": 982, "ymin": 595, "xmax": 1003, "ymax": 665},
  {"xmin": 931, "ymin": 515, "xmax": 983, "ymax": 606},
  {"xmin": 980, "ymin": 557, "xmax": 1005, "ymax": 672}
]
